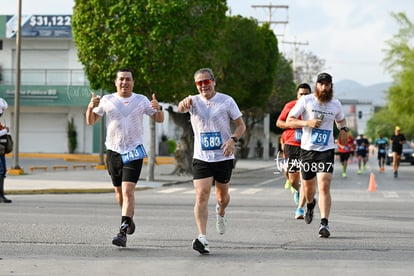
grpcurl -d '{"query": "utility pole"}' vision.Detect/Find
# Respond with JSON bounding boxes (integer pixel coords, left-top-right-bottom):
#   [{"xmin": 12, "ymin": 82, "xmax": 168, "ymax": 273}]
[
  {"xmin": 9, "ymin": 0, "xmax": 23, "ymax": 175},
  {"xmin": 281, "ymin": 39, "xmax": 309, "ymax": 71},
  {"xmin": 252, "ymin": 4, "xmax": 288, "ymax": 37},
  {"xmin": 251, "ymin": 3, "xmax": 289, "ymax": 160}
]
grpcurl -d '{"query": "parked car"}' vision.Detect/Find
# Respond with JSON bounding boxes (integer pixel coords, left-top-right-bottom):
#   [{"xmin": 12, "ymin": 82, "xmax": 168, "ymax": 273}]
[{"xmin": 386, "ymin": 142, "xmax": 414, "ymax": 165}]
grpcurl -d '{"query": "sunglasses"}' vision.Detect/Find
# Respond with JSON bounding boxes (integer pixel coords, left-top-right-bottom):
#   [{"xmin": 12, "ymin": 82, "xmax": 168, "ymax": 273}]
[{"xmin": 195, "ymin": 79, "xmax": 212, "ymax": 86}]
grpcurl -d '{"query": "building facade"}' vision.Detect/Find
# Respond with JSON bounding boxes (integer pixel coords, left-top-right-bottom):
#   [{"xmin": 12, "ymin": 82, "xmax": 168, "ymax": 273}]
[{"xmin": 0, "ymin": 14, "xmax": 172, "ymax": 154}]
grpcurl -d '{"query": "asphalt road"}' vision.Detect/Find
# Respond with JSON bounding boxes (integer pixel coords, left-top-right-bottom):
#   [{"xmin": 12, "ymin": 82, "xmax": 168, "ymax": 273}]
[{"xmin": 1, "ymin": 158, "xmax": 414, "ymax": 275}]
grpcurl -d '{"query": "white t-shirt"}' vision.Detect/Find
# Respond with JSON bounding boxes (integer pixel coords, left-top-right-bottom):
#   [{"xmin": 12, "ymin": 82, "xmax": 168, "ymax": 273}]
[
  {"xmin": 93, "ymin": 93, "xmax": 156, "ymax": 154},
  {"xmin": 189, "ymin": 92, "xmax": 242, "ymax": 162},
  {"xmin": 288, "ymin": 94, "xmax": 345, "ymax": 152}
]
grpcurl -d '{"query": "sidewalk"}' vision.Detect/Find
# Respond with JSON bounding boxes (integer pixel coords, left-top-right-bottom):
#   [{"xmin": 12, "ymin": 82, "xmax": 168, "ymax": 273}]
[{"xmin": 5, "ymin": 158, "xmax": 276, "ymax": 194}]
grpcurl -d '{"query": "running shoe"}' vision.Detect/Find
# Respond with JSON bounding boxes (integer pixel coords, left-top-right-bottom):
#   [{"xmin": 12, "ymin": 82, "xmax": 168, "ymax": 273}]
[
  {"xmin": 342, "ymin": 172, "xmax": 347, "ymax": 178},
  {"xmin": 394, "ymin": 171, "xmax": 398, "ymax": 178},
  {"xmin": 295, "ymin": 207, "xmax": 304, "ymax": 219},
  {"xmin": 358, "ymin": 169, "xmax": 362, "ymax": 175},
  {"xmin": 319, "ymin": 224, "xmax": 330, "ymax": 238},
  {"xmin": 112, "ymin": 232, "xmax": 127, "ymax": 247},
  {"xmin": 216, "ymin": 204, "xmax": 227, "ymax": 235},
  {"xmin": 192, "ymin": 236, "xmax": 210, "ymax": 254},
  {"xmin": 284, "ymin": 179, "xmax": 291, "ymax": 190},
  {"xmin": 305, "ymin": 199, "xmax": 316, "ymax": 224},
  {"xmin": 126, "ymin": 218, "xmax": 135, "ymax": 235},
  {"xmin": 0, "ymin": 195, "xmax": 12, "ymax": 203},
  {"xmin": 363, "ymin": 165, "xmax": 366, "ymax": 171},
  {"xmin": 293, "ymin": 190, "xmax": 300, "ymax": 205}
]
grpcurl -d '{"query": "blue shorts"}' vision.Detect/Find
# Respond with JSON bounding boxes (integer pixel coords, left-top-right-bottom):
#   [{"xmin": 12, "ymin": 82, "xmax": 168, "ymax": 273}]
[{"xmin": 192, "ymin": 159, "xmax": 233, "ymax": 184}]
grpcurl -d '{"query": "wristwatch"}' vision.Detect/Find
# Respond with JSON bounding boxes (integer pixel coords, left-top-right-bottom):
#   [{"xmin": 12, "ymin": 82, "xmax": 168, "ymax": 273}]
[
  {"xmin": 340, "ymin": 127, "xmax": 349, "ymax": 132},
  {"xmin": 231, "ymin": 136, "xmax": 239, "ymax": 143}
]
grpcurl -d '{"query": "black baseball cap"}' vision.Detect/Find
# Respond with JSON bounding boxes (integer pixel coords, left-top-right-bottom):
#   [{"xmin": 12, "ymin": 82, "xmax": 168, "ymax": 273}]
[{"xmin": 317, "ymin": 72, "xmax": 332, "ymax": 83}]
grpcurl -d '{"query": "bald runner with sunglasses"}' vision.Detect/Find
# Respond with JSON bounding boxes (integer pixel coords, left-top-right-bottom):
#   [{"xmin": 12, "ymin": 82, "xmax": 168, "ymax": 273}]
[
  {"xmin": 276, "ymin": 83, "xmax": 312, "ymax": 220},
  {"xmin": 178, "ymin": 68, "xmax": 246, "ymax": 255}
]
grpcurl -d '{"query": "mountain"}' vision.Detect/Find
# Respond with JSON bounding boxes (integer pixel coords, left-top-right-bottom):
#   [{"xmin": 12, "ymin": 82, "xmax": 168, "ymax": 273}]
[{"xmin": 334, "ymin": 80, "xmax": 392, "ymax": 106}]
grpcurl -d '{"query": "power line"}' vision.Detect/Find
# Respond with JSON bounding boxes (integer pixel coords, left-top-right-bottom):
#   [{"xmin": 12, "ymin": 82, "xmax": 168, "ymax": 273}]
[{"xmin": 251, "ymin": 4, "xmax": 289, "ymax": 37}]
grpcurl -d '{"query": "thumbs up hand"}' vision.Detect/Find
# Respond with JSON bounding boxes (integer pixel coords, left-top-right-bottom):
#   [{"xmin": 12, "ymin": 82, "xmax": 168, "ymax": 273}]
[
  {"xmin": 151, "ymin": 93, "xmax": 162, "ymax": 111},
  {"xmin": 88, "ymin": 92, "xmax": 100, "ymax": 109}
]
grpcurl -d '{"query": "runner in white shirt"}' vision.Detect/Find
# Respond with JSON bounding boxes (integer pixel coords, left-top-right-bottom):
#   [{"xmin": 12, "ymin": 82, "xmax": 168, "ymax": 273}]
[
  {"xmin": 178, "ymin": 68, "xmax": 246, "ymax": 254},
  {"xmin": 287, "ymin": 72, "xmax": 348, "ymax": 238},
  {"xmin": 86, "ymin": 68, "xmax": 164, "ymax": 247}
]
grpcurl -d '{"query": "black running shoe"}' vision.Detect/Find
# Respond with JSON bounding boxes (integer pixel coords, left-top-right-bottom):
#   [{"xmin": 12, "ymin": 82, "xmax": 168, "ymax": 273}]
[
  {"xmin": 112, "ymin": 232, "xmax": 127, "ymax": 247},
  {"xmin": 192, "ymin": 237, "xmax": 210, "ymax": 255},
  {"xmin": 126, "ymin": 218, "xmax": 135, "ymax": 235},
  {"xmin": 0, "ymin": 196, "xmax": 12, "ymax": 203},
  {"xmin": 305, "ymin": 199, "xmax": 316, "ymax": 224},
  {"xmin": 319, "ymin": 224, "xmax": 330, "ymax": 238}
]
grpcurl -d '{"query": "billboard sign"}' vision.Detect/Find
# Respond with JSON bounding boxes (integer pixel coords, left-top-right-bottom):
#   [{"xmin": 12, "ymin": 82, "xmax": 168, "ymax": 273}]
[{"xmin": 6, "ymin": 15, "xmax": 72, "ymax": 38}]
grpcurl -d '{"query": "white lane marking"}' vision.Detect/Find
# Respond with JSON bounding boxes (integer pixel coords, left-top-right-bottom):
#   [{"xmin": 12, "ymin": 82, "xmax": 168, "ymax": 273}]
[
  {"xmin": 158, "ymin": 188, "xmax": 187, "ymax": 194},
  {"xmin": 382, "ymin": 191, "xmax": 399, "ymax": 198},
  {"xmin": 254, "ymin": 178, "xmax": 279, "ymax": 187},
  {"xmin": 240, "ymin": 188, "xmax": 263, "ymax": 194}
]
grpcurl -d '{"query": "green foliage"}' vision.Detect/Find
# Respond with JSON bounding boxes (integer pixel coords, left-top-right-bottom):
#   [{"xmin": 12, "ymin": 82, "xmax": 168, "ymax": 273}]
[
  {"xmin": 167, "ymin": 139, "xmax": 177, "ymax": 154},
  {"xmin": 367, "ymin": 12, "xmax": 414, "ymax": 139},
  {"xmin": 269, "ymin": 55, "xmax": 296, "ymax": 135},
  {"xmin": 217, "ymin": 16, "xmax": 279, "ymax": 112},
  {"xmin": 72, "ymin": 0, "xmax": 227, "ymax": 101},
  {"xmin": 213, "ymin": 16, "xmax": 282, "ymax": 147}
]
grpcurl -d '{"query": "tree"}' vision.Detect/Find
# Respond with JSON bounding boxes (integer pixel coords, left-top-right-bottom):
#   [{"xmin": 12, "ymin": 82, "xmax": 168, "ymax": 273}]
[
  {"xmin": 294, "ymin": 50, "xmax": 326, "ymax": 84},
  {"xmin": 72, "ymin": 0, "xmax": 227, "ymax": 178},
  {"xmin": 268, "ymin": 54, "xmax": 296, "ymax": 135},
  {"xmin": 73, "ymin": 0, "xmax": 227, "ymax": 97},
  {"xmin": 216, "ymin": 16, "xmax": 280, "ymax": 157},
  {"xmin": 366, "ymin": 12, "xmax": 414, "ymax": 139}
]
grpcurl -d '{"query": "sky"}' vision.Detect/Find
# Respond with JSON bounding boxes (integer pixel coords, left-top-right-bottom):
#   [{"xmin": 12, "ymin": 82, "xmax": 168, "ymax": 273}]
[{"xmin": 1, "ymin": 0, "xmax": 413, "ymax": 86}]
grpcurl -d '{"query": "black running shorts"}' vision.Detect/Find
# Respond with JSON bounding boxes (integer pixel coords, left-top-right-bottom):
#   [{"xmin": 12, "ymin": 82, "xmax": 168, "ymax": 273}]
[
  {"xmin": 106, "ymin": 150, "xmax": 143, "ymax": 187},
  {"xmin": 192, "ymin": 158, "xmax": 234, "ymax": 184},
  {"xmin": 300, "ymin": 149, "xmax": 335, "ymax": 180},
  {"xmin": 284, "ymin": 144, "xmax": 301, "ymax": 172}
]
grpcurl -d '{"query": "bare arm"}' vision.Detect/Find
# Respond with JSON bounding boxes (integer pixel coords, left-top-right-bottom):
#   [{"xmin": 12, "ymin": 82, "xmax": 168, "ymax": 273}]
[
  {"xmin": 86, "ymin": 93, "xmax": 101, "ymax": 125},
  {"xmin": 232, "ymin": 116, "xmax": 246, "ymax": 140},
  {"xmin": 286, "ymin": 115, "xmax": 321, "ymax": 129},
  {"xmin": 177, "ymin": 96, "xmax": 192, "ymax": 113},
  {"xmin": 276, "ymin": 119, "xmax": 289, "ymax": 129},
  {"xmin": 222, "ymin": 116, "xmax": 246, "ymax": 157},
  {"xmin": 335, "ymin": 118, "xmax": 348, "ymax": 145},
  {"xmin": 150, "ymin": 93, "xmax": 165, "ymax": 123}
]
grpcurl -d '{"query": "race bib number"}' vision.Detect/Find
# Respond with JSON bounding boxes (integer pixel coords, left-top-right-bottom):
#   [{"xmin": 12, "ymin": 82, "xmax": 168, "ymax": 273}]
[
  {"xmin": 121, "ymin": 145, "xmax": 147, "ymax": 164},
  {"xmin": 200, "ymin": 132, "xmax": 223, "ymax": 150},
  {"xmin": 358, "ymin": 145, "xmax": 366, "ymax": 150},
  {"xmin": 311, "ymin": 128, "xmax": 330, "ymax": 146},
  {"xmin": 294, "ymin": 129, "xmax": 303, "ymax": 142},
  {"xmin": 379, "ymin": 148, "xmax": 386, "ymax": 153}
]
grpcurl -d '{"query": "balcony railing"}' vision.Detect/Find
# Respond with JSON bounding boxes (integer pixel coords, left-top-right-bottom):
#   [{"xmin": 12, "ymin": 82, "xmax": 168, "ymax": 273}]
[{"xmin": 0, "ymin": 69, "xmax": 90, "ymax": 86}]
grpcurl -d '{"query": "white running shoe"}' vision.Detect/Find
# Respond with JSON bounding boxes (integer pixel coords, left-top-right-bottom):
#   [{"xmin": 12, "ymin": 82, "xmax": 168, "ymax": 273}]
[
  {"xmin": 192, "ymin": 235, "xmax": 210, "ymax": 254},
  {"xmin": 216, "ymin": 203, "xmax": 227, "ymax": 235}
]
